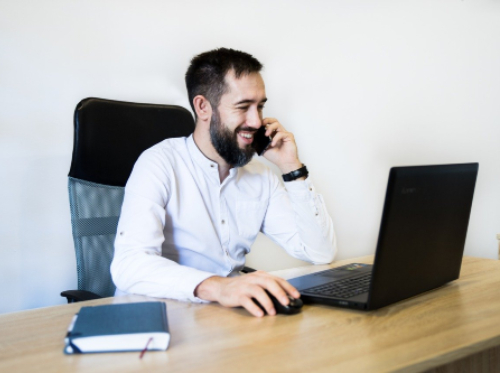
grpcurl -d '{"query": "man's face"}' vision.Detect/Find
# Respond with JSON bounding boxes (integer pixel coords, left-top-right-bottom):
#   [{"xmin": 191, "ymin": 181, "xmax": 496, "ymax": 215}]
[{"xmin": 209, "ymin": 71, "xmax": 267, "ymax": 167}]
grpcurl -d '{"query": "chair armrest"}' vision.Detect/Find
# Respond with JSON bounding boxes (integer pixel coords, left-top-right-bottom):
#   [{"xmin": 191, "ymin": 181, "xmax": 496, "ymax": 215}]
[{"xmin": 60, "ymin": 290, "xmax": 103, "ymax": 303}]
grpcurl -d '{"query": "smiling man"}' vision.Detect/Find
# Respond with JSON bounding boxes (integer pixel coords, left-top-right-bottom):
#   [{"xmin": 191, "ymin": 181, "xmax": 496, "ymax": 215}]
[{"xmin": 111, "ymin": 48, "xmax": 336, "ymax": 317}]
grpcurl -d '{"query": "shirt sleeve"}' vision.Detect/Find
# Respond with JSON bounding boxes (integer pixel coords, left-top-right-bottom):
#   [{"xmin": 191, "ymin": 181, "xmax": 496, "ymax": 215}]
[
  {"xmin": 260, "ymin": 173, "xmax": 337, "ymax": 264},
  {"xmin": 110, "ymin": 149, "xmax": 215, "ymax": 303}
]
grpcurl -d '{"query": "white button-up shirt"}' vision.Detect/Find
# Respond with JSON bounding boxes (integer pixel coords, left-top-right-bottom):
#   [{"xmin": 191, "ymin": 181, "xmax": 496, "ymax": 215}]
[{"xmin": 111, "ymin": 135, "xmax": 336, "ymax": 302}]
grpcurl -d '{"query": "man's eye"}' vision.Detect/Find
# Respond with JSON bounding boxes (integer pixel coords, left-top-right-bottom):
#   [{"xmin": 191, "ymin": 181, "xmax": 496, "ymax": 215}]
[{"xmin": 237, "ymin": 106, "xmax": 249, "ymax": 111}]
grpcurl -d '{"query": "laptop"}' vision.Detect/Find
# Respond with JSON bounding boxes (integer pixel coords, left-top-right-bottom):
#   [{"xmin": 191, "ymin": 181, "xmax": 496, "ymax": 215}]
[{"xmin": 288, "ymin": 163, "xmax": 479, "ymax": 311}]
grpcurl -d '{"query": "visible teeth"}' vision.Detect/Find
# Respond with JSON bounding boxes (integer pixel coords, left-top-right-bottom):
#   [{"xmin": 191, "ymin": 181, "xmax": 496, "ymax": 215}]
[{"xmin": 240, "ymin": 133, "xmax": 253, "ymax": 139}]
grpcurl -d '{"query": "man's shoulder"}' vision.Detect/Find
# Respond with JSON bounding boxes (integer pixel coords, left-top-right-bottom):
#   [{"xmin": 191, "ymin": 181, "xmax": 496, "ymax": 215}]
[
  {"xmin": 149, "ymin": 136, "xmax": 188, "ymax": 151},
  {"xmin": 133, "ymin": 136, "xmax": 190, "ymax": 174},
  {"xmin": 142, "ymin": 136, "xmax": 189, "ymax": 159}
]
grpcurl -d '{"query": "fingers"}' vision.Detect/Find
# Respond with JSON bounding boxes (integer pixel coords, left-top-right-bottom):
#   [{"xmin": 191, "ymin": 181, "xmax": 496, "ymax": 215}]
[
  {"xmin": 232, "ymin": 284, "xmax": 275, "ymax": 317},
  {"xmin": 252, "ymin": 288, "xmax": 276, "ymax": 316},
  {"xmin": 260, "ymin": 117, "xmax": 302, "ymax": 175},
  {"xmin": 217, "ymin": 271, "xmax": 300, "ymax": 317},
  {"xmin": 261, "ymin": 118, "xmax": 297, "ymax": 149},
  {"xmin": 268, "ymin": 130, "xmax": 295, "ymax": 148},
  {"xmin": 243, "ymin": 272, "xmax": 301, "ymax": 314},
  {"xmin": 275, "ymin": 277, "xmax": 301, "ymax": 300},
  {"xmin": 262, "ymin": 117, "xmax": 278, "ymax": 127},
  {"xmin": 240, "ymin": 295, "xmax": 266, "ymax": 318},
  {"xmin": 262, "ymin": 117, "xmax": 281, "ymax": 137}
]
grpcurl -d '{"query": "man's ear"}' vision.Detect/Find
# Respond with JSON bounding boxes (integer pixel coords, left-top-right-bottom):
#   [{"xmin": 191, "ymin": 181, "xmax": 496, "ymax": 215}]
[{"xmin": 193, "ymin": 95, "xmax": 212, "ymax": 123}]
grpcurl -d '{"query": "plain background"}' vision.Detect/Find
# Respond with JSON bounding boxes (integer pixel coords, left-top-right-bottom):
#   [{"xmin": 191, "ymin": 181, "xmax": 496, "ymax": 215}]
[{"xmin": 1, "ymin": 0, "xmax": 499, "ymax": 314}]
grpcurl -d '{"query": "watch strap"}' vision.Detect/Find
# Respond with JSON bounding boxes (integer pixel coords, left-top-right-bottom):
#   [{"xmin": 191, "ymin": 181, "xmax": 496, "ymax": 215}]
[{"xmin": 282, "ymin": 165, "xmax": 308, "ymax": 182}]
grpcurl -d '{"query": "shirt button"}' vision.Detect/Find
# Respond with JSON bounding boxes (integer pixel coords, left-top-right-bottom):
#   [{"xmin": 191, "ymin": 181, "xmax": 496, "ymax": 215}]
[
  {"xmin": 309, "ymin": 187, "xmax": 313, "ymax": 191},
  {"xmin": 221, "ymin": 220, "xmax": 225, "ymax": 224},
  {"xmin": 210, "ymin": 164, "xmax": 215, "ymax": 168}
]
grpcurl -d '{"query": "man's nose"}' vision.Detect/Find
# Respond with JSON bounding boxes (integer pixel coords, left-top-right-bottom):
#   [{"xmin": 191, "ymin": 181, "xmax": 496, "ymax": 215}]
[{"xmin": 247, "ymin": 108, "xmax": 263, "ymax": 128}]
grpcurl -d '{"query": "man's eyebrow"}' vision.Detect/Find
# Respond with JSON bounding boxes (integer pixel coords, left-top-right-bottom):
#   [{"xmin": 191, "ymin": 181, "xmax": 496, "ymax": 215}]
[{"xmin": 234, "ymin": 98, "xmax": 268, "ymax": 105}]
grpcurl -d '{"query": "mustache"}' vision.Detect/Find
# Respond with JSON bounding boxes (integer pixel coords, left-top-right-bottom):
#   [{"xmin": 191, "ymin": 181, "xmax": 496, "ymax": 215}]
[{"xmin": 236, "ymin": 127, "xmax": 257, "ymax": 133}]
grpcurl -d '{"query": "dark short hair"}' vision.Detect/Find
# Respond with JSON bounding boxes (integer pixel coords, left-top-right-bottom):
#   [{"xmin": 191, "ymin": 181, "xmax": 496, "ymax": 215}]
[{"xmin": 185, "ymin": 48, "xmax": 263, "ymax": 117}]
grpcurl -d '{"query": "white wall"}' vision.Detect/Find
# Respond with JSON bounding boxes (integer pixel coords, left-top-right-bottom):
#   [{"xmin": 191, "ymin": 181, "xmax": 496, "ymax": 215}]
[{"xmin": 1, "ymin": 0, "xmax": 499, "ymax": 314}]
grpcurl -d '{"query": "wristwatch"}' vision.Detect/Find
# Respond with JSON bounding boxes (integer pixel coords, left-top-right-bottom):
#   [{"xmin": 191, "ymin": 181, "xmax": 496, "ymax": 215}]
[{"xmin": 282, "ymin": 165, "xmax": 309, "ymax": 182}]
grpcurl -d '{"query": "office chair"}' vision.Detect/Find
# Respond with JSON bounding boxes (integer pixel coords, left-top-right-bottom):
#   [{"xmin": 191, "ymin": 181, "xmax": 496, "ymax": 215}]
[
  {"xmin": 61, "ymin": 98, "xmax": 196, "ymax": 303},
  {"xmin": 61, "ymin": 97, "xmax": 256, "ymax": 303}
]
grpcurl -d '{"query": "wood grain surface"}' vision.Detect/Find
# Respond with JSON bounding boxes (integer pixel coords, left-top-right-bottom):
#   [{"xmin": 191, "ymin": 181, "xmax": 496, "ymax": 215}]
[{"xmin": 1, "ymin": 256, "xmax": 499, "ymax": 373}]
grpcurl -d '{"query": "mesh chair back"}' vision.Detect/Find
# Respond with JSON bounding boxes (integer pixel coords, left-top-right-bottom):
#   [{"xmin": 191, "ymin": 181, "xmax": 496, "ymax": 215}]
[
  {"xmin": 68, "ymin": 177, "xmax": 123, "ymax": 296},
  {"xmin": 68, "ymin": 98, "xmax": 195, "ymax": 297}
]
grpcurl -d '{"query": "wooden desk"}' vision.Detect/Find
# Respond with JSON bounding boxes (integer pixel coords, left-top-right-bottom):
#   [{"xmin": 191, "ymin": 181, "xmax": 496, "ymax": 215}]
[{"xmin": 1, "ymin": 256, "xmax": 500, "ymax": 373}]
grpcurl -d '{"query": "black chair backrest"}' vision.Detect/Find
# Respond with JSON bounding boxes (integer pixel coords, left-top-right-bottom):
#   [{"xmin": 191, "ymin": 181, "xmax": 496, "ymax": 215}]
[
  {"xmin": 70, "ymin": 97, "xmax": 195, "ymax": 187},
  {"xmin": 68, "ymin": 98, "xmax": 195, "ymax": 297}
]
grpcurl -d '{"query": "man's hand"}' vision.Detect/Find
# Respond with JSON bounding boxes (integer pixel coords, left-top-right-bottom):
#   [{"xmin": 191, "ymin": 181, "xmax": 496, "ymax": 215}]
[
  {"xmin": 194, "ymin": 271, "xmax": 301, "ymax": 317},
  {"xmin": 261, "ymin": 118, "xmax": 303, "ymax": 175}
]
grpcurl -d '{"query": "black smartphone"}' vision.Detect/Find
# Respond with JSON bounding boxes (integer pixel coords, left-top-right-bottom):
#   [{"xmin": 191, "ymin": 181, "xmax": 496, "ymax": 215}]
[{"xmin": 252, "ymin": 126, "xmax": 272, "ymax": 156}]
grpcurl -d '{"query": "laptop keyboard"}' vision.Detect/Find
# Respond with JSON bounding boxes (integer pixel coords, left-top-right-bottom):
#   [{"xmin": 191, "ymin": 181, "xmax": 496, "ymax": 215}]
[{"xmin": 303, "ymin": 273, "xmax": 372, "ymax": 299}]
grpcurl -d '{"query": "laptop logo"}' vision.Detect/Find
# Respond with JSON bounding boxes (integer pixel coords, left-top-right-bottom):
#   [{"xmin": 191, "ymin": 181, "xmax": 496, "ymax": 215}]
[{"xmin": 402, "ymin": 187, "xmax": 417, "ymax": 194}]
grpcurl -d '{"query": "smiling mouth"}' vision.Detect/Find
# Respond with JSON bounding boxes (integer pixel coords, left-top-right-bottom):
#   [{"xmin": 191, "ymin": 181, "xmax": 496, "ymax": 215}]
[
  {"xmin": 240, "ymin": 132, "xmax": 254, "ymax": 139},
  {"xmin": 236, "ymin": 128, "xmax": 257, "ymax": 143}
]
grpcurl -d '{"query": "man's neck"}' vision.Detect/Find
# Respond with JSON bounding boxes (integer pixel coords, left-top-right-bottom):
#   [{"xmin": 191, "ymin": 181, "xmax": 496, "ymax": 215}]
[{"xmin": 193, "ymin": 130, "xmax": 232, "ymax": 183}]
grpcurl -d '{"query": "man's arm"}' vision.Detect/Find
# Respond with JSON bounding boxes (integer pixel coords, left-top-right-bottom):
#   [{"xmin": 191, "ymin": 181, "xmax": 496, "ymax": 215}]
[
  {"xmin": 111, "ymin": 149, "xmax": 215, "ymax": 302},
  {"xmin": 195, "ymin": 118, "xmax": 335, "ymax": 315},
  {"xmin": 260, "ymin": 117, "xmax": 336, "ymax": 263},
  {"xmin": 262, "ymin": 174, "xmax": 336, "ymax": 264}
]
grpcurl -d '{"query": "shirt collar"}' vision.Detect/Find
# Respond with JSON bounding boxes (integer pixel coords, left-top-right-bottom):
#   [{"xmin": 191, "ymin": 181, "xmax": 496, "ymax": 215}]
[
  {"xmin": 187, "ymin": 134, "xmax": 218, "ymax": 170},
  {"xmin": 187, "ymin": 135, "xmax": 238, "ymax": 184}
]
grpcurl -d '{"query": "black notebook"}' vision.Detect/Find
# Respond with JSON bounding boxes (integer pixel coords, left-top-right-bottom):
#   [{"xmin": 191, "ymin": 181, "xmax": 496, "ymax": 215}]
[{"xmin": 64, "ymin": 302, "xmax": 170, "ymax": 354}]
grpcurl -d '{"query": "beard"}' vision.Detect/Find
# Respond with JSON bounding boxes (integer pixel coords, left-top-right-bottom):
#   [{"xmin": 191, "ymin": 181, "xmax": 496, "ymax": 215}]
[{"xmin": 209, "ymin": 110, "xmax": 256, "ymax": 167}]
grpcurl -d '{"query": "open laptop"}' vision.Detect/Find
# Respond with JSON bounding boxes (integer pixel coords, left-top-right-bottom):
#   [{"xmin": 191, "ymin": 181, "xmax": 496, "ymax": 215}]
[{"xmin": 288, "ymin": 163, "xmax": 479, "ymax": 311}]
